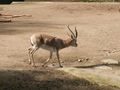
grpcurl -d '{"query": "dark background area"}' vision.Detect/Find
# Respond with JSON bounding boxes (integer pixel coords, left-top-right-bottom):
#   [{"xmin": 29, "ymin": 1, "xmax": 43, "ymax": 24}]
[
  {"xmin": 0, "ymin": 0, "xmax": 24, "ymax": 4},
  {"xmin": 0, "ymin": 0, "xmax": 120, "ymax": 4}
]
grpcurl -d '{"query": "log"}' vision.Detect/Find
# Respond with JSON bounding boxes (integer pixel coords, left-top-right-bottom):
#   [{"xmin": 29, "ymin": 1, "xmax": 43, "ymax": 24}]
[
  {"xmin": 0, "ymin": 19, "xmax": 11, "ymax": 22},
  {"xmin": 0, "ymin": 13, "xmax": 32, "ymax": 18}
]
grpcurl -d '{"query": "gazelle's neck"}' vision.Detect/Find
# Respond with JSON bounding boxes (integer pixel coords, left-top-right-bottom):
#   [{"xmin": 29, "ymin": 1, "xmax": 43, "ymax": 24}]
[{"xmin": 61, "ymin": 38, "xmax": 72, "ymax": 49}]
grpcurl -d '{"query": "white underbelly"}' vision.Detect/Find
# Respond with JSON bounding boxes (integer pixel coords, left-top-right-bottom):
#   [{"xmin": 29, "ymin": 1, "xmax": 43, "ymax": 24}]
[{"xmin": 41, "ymin": 45, "xmax": 56, "ymax": 52}]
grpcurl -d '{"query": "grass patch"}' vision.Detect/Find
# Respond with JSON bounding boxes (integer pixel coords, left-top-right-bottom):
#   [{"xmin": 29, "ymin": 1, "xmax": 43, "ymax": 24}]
[{"xmin": 59, "ymin": 67, "xmax": 120, "ymax": 88}]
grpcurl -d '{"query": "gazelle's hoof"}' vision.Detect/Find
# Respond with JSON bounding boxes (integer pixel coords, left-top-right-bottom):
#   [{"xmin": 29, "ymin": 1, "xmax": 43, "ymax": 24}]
[
  {"xmin": 42, "ymin": 64, "xmax": 47, "ymax": 67},
  {"xmin": 42, "ymin": 64, "xmax": 44, "ymax": 67},
  {"xmin": 32, "ymin": 64, "xmax": 37, "ymax": 68},
  {"xmin": 42, "ymin": 64, "xmax": 46, "ymax": 67},
  {"xmin": 29, "ymin": 62, "xmax": 31, "ymax": 65},
  {"xmin": 60, "ymin": 65, "xmax": 63, "ymax": 68},
  {"xmin": 28, "ymin": 59, "xmax": 31, "ymax": 65},
  {"xmin": 33, "ymin": 65, "xmax": 37, "ymax": 68}
]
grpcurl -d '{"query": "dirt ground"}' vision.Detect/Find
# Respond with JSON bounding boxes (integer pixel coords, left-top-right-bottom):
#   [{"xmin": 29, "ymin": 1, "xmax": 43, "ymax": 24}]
[{"xmin": 0, "ymin": 2, "xmax": 120, "ymax": 90}]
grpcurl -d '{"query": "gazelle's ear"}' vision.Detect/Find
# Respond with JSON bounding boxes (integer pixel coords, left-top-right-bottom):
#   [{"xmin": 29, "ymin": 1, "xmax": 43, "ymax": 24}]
[{"xmin": 71, "ymin": 35, "xmax": 74, "ymax": 39}]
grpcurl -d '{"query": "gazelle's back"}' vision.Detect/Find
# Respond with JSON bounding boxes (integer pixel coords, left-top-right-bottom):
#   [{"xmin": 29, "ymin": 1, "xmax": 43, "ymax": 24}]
[
  {"xmin": 30, "ymin": 33, "xmax": 66, "ymax": 50},
  {"xmin": 30, "ymin": 33, "xmax": 56, "ymax": 47}
]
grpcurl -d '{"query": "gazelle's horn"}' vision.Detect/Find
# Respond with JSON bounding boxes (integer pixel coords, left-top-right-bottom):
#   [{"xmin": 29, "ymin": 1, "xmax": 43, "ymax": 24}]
[
  {"xmin": 67, "ymin": 25, "xmax": 76, "ymax": 38},
  {"xmin": 75, "ymin": 27, "xmax": 78, "ymax": 38}
]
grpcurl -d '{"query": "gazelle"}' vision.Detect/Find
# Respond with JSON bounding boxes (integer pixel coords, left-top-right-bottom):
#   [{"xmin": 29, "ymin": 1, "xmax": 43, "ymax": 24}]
[{"xmin": 28, "ymin": 25, "xmax": 78, "ymax": 68}]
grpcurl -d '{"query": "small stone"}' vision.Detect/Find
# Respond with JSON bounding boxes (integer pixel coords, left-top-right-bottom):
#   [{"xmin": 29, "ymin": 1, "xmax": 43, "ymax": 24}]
[
  {"xmin": 78, "ymin": 58, "xmax": 89, "ymax": 62},
  {"xmin": 78, "ymin": 59, "xmax": 83, "ymax": 62}
]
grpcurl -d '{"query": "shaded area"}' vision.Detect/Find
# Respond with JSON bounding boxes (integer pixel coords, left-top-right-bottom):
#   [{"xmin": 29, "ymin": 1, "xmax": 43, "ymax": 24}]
[
  {"xmin": 0, "ymin": 70, "xmax": 117, "ymax": 90},
  {"xmin": 0, "ymin": 0, "xmax": 24, "ymax": 4},
  {"xmin": 0, "ymin": 0, "xmax": 12, "ymax": 4},
  {"xmin": 24, "ymin": 0, "xmax": 117, "ymax": 2}
]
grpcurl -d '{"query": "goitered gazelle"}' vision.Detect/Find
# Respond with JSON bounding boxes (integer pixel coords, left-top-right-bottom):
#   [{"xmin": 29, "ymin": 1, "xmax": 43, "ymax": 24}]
[{"xmin": 28, "ymin": 25, "xmax": 78, "ymax": 68}]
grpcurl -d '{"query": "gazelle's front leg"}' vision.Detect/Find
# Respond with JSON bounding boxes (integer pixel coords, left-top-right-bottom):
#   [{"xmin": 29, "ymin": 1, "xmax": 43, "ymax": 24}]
[
  {"xmin": 28, "ymin": 47, "xmax": 32, "ymax": 65},
  {"xmin": 56, "ymin": 50, "xmax": 63, "ymax": 68},
  {"xmin": 42, "ymin": 51, "xmax": 53, "ymax": 67}
]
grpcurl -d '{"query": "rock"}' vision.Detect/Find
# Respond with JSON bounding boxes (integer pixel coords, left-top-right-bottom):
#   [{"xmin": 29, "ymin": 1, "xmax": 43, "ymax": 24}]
[
  {"xmin": 78, "ymin": 59, "xmax": 83, "ymax": 62},
  {"xmin": 78, "ymin": 58, "xmax": 89, "ymax": 62},
  {"xmin": 101, "ymin": 59, "xmax": 119, "ymax": 64}
]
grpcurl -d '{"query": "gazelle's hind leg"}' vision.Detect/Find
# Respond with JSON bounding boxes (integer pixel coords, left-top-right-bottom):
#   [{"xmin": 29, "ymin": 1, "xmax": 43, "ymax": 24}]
[
  {"xmin": 30, "ymin": 45, "xmax": 39, "ymax": 67},
  {"xmin": 42, "ymin": 51, "xmax": 53, "ymax": 67}
]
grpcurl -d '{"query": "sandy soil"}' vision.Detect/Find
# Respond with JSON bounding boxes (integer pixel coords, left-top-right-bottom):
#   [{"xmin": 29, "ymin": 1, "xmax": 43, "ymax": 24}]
[{"xmin": 0, "ymin": 2, "xmax": 120, "ymax": 90}]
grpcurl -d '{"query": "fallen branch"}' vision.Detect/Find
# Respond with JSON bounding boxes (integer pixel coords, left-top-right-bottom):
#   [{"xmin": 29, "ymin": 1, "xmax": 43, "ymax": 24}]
[
  {"xmin": 11, "ymin": 15, "xmax": 32, "ymax": 18},
  {"xmin": 0, "ymin": 13, "xmax": 32, "ymax": 18},
  {"xmin": 0, "ymin": 19, "xmax": 11, "ymax": 22}
]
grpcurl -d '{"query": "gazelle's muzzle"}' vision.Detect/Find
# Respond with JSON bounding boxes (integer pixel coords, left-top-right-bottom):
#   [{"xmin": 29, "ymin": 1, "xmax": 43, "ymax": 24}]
[
  {"xmin": 75, "ymin": 43, "xmax": 78, "ymax": 47},
  {"xmin": 72, "ymin": 43, "xmax": 77, "ymax": 47}
]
